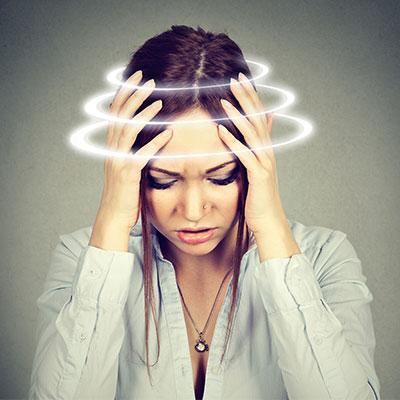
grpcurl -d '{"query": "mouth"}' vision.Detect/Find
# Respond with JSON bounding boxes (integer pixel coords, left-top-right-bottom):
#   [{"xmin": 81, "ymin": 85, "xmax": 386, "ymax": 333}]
[
  {"xmin": 179, "ymin": 228, "xmax": 213, "ymax": 233},
  {"xmin": 176, "ymin": 228, "xmax": 217, "ymax": 244}
]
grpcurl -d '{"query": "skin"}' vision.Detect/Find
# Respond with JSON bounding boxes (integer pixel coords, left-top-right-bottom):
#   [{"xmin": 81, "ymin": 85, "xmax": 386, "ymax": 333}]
[
  {"xmin": 144, "ymin": 71, "xmax": 301, "ymax": 288},
  {"xmin": 142, "ymin": 74, "xmax": 301, "ymax": 400},
  {"xmin": 216, "ymin": 73, "xmax": 301, "ymax": 262},
  {"xmin": 144, "ymin": 107, "xmax": 246, "ymax": 284}
]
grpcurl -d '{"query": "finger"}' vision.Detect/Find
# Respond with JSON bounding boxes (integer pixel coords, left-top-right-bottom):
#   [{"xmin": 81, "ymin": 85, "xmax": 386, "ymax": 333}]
[
  {"xmin": 106, "ymin": 120, "xmax": 116, "ymax": 150},
  {"xmin": 266, "ymin": 112, "xmax": 274, "ymax": 136},
  {"xmin": 238, "ymin": 73, "xmax": 269, "ymax": 128},
  {"xmin": 107, "ymin": 70, "xmax": 143, "ymax": 150},
  {"xmin": 129, "ymin": 129, "xmax": 173, "ymax": 170},
  {"xmin": 118, "ymin": 99, "xmax": 163, "ymax": 153},
  {"xmin": 110, "ymin": 70, "xmax": 143, "ymax": 113},
  {"xmin": 229, "ymin": 77, "xmax": 266, "ymax": 137},
  {"xmin": 118, "ymin": 79, "xmax": 156, "ymax": 119},
  {"xmin": 217, "ymin": 124, "xmax": 271, "ymax": 181},
  {"xmin": 237, "ymin": 73, "xmax": 264, "ymax": 109},
  {"xmin": 111, "ymin": 79, "xmax": 157, "ymax": 150},
  {"xmin": 220, "ymin": 100, "xmax": 272, "ymax": 166},
  {"xmin": 221, "ymin": 99, "xmax": 257, "ymax": 139},
  {"xmin": 237, "ymin": 73, "xmax": 272, "ymax": 148}
]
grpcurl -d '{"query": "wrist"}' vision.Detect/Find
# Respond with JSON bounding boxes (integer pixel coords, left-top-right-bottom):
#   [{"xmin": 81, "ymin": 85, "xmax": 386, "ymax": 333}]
[
  {"xmin": 254, "ymin": 223, "xmax": 301, "ymax": 262},
  {"xmin": 89, "ymin": 211, "xmax": 133, "ymax": 252},
  {"xmin": 95, "ymin": 207, "xmax": 136, "ymax": 231}
]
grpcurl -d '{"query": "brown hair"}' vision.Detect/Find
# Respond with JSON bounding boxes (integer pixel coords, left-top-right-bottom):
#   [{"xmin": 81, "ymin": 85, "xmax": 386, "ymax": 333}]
[{"xmin": 121, "ymin": 24, "xmax": 256, "ymax": 385}]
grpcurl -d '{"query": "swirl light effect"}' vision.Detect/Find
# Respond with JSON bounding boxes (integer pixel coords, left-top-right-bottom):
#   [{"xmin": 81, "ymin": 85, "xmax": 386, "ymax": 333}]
[
  {"xmin": 69, "ymin": 58, "xmax": 313, "ymax": 160},
  {"xmin": 83, "ymin": 83, "xmax": 295, "ymax": 125}
]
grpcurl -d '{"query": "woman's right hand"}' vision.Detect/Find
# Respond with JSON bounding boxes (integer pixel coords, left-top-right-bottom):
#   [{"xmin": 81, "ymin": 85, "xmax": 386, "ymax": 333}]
[{"xmin": 94, "ymin": 70, "xmax": 172, "ymax": 232}]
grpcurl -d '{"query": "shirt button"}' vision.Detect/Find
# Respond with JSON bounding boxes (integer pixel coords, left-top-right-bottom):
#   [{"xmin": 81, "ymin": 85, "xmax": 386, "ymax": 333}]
[
  {"xmin": 316, "ymin": 321, "xmax": 330, "ymax": 336},
  {"xmin": 87, "ymin": 267, "xmax": 100, "ymax": 278},
  {"xmin": 80, "ymin": 333, "xmax": 87, "ymax": 342},
  {"xmin": 211, "ymin": 365, "xmax": 222, "ymax": 375},
  {"xmin": 313, "ymin": 335, "xmax": 323, "ymax": 345}
]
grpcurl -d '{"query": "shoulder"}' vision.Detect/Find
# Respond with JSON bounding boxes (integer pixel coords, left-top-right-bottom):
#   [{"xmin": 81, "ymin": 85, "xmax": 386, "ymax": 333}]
[
  {"xmin": 287, "ymin": 218, "xmax": 359, "ymax": 267},
  {"xmin": 288, "ymin": 218, "xmax": 345, "ymax": 251},
  {"xmin": 288, "ymin": 218, "xmax": 352, "ymax": 257}
]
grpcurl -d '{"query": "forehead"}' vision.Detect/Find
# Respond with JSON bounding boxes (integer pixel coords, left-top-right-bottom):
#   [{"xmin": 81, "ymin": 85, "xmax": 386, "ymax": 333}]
[{"xmin": 150, "ymin": 107, "xmax": 235, "ymax": 170}]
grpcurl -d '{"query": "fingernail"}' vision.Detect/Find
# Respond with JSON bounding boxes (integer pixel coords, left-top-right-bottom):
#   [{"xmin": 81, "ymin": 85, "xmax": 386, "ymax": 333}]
[
  {"xmin": 145, "ymin": 79, "xmax": 155, "ymax": 87},
  {"xmin": 230, "ymin": 77, "xmax": 238, "ymax": 85},
  {"xmin": 220, "ymin": 99, "xmax": 232, "ymax": 108},
  {"xmin": 133, "ymin": 70, "xmax": 143, "ymax": 78},
  {"xmin": 238, "ymin": 72, "xmax": 248, "ymax": 82}
]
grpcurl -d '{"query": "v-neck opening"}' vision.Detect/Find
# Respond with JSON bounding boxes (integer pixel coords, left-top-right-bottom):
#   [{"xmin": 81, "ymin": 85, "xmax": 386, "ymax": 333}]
[
  {"xmin": 154, "ymin": 233, "xmax": 254, "ymax": 400},
  {"xmin": 154, "ymin": 234, "xmax": 256, "ymax": 400}
]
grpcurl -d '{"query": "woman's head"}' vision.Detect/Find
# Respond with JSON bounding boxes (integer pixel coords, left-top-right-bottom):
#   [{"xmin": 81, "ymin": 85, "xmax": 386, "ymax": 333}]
[
  {"xmin": 144, "ymin": 106, "xmax": 242, "ymax": 262},
  {"xmin": 120, "ymin": 24, "xmax": 254, "ymax": 382},
  {"xmin": 121, "ymin": 24, "xmax": 255, "ymax": 251}
]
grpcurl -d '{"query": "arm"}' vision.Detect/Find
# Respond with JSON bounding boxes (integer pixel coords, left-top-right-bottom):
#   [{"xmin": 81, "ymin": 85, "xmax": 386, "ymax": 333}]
[
  {"xmin": 28, "ymin": 235, "xmax": 135, "ymax": 400},
  {"xmin": 253, "ymin": 230, "xmax": 381, "ymax": 400}
]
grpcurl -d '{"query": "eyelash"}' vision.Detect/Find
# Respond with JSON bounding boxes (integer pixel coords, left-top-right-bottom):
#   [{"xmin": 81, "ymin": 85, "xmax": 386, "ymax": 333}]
[{"xmin": 148, "ymin": 168, "xmax": 240, "ymax": 190}]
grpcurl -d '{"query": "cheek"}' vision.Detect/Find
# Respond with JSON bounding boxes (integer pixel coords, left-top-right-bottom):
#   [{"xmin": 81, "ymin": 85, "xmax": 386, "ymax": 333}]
[
  {"xmin": 215, "ymin": 183, "xmax": 240, "ymax": 212},
  {"xmin": 145, "ymin": 191, "xmax": 169, "ymax": 215},
  {"xmin": 223, "ymin": 193, "xmax": 240, "ymax": 214}
]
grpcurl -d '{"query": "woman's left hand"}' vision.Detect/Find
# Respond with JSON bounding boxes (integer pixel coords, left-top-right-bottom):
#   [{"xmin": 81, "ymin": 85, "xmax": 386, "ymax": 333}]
[{"xmin": 218, "ymin": 72, "xmax": 289, "ymax": 236}]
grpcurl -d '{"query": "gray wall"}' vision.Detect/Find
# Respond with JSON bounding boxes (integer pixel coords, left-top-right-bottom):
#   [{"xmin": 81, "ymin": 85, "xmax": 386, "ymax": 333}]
[{"xmin": 1, "ymin": 0, "xmax": 398, "ymax": 398}]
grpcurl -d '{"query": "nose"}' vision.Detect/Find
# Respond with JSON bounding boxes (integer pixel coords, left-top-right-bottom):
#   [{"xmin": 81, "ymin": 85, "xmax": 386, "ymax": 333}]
[{"xmin": 181, "ymin": 183, "xmax": 209, "ymax": 220}]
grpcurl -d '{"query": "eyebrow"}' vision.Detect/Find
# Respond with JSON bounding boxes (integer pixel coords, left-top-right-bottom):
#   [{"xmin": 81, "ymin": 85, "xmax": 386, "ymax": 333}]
[{"xmin": 149, "ymin": 160, "xmax": 237, "ymax": 177}]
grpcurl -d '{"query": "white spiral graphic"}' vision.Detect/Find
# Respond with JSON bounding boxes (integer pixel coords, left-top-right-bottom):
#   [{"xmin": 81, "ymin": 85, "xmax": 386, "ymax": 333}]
[{"xmin": 69, "ymin": 58, "xmax": 313, "ymax": 159}]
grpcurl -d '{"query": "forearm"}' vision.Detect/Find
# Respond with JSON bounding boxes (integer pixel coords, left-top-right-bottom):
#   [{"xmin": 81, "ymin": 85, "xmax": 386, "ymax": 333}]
[
  {"xmin": 253, "ymin": 241, "xmax": 379, "ymax": 399},
  {"xmin": 29, "ymin": 241, "xmax": 135, "ymax": 399}
]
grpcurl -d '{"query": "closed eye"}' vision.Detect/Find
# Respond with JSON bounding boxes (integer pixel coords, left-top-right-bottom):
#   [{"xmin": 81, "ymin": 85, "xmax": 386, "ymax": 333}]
[{"xmin": 148, "ymin": 166, "xmax": 240, "ymax": 190}]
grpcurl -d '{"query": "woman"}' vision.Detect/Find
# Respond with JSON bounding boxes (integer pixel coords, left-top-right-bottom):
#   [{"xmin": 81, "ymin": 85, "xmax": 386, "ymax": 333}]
[{"xmin": 28, "ymin": 25, "xmax": 380, "ymax": 400}]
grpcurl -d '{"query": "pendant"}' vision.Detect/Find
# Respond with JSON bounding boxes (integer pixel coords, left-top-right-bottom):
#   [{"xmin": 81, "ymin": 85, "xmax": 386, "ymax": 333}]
[{"xmin": 194, "ymin": 337, "xmax": 209, "ymax": 353}]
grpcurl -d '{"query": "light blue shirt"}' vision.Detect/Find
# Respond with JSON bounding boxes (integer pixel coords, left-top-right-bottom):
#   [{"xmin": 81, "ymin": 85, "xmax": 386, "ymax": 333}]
[{"xmin": 28, "ymin": 217, "xmax": 381, "ymax": 399}]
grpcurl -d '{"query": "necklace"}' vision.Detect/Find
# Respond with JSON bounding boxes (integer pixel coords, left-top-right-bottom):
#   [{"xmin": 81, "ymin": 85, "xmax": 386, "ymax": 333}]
[{"xmin": 176, "ymin": 268, "xmax": 234, "ymax": 353}]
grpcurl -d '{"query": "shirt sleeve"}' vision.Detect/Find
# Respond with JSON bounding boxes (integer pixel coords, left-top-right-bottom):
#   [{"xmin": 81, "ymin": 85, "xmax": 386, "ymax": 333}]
[
  {"xmin": 253, "ymin": 230, "xmax": 381, "ymax": 400},
  {"xmin": 28, "ymin": 236, "xmax": 135, "ymax": 400}
]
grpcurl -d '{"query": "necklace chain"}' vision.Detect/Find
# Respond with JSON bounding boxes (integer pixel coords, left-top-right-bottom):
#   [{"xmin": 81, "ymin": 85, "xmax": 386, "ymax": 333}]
[{"xmin": 176, "ymin": 268, "xmax": 234, "ymax": 353}]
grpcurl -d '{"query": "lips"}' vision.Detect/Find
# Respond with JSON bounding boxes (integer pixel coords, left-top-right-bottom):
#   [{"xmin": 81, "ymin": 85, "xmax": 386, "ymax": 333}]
[
  {"xmin": 179, "ymin": 227, "xmax": 214, "ymax": 232},
  {"xmin": 180, "ymin": 229, "xmax": 210, "ymax": 233},
  {"xmin": 176, "ymin": 228, "xmax": 216, "ymax": 244}
]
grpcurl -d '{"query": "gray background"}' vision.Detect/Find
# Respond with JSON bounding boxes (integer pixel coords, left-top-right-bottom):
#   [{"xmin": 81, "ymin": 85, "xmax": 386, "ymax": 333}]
[{"xmin": 1, "ymin": 0, "xmax": 399, "ymax": 398}]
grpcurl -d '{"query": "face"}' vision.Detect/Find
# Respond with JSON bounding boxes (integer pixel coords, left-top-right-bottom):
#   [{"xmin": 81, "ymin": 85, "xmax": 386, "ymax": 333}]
[{"xmin": 144, "ymin": 107, "xmax": 242, "ymax": 263}]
